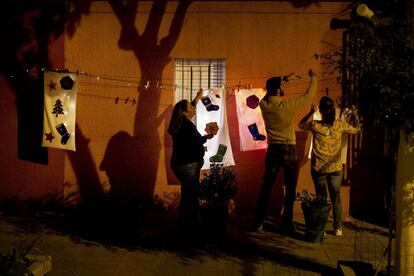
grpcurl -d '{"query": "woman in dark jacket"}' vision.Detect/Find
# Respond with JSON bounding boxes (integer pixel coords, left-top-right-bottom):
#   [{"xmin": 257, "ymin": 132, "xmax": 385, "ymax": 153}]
[{"xmin": 168, "ymin": 90, "xmax": 214, "ymax": 236}]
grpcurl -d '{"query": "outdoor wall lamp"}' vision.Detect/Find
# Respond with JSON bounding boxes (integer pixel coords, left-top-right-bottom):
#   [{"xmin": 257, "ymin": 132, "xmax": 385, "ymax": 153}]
[
  {"xmin": 356, "ymin": 3, "xmax": 393, "ymax": 27},
  {"xmin": 356, "ymin": 4, "xmax": 374, "ymax": 19}
]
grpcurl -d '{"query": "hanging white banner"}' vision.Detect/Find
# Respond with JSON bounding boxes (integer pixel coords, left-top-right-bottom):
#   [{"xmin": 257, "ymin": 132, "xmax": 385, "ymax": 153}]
[
  {"xmin": 42, "ymin": 71, "xmax": 77, "ymax": 151},
  {"xmin": 235, "ymin": 89, "xmax": 268, "ymax": 151},
  {"xmin": 196, "ymin": 88, "xmax": 235, "ymax": 169}
]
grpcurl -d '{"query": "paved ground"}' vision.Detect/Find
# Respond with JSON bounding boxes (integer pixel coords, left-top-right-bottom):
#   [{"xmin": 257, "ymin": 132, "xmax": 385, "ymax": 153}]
[{"xmin": 0, "ymin": 210, "xmax": 393, "ymax": 276}]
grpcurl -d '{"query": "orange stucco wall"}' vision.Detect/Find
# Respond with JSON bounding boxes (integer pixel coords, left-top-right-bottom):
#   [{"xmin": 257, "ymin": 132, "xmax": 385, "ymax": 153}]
[
  {"xmin": 62, "ymin": 1, "xmax": 348, "ymax": 216},
  {"xmin": 0, "ymin": 1, "xmax": 352, "ymax": 219}
]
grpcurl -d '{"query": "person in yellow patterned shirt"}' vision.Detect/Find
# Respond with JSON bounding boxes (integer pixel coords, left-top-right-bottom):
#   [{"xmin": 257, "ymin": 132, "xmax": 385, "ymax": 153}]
[{"xmin": 299, "ymin": 96, "xmax": 361, "ymax": 237}]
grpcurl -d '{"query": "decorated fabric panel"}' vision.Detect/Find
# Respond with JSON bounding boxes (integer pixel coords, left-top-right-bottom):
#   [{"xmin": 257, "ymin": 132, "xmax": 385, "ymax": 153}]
[
  {"xmin": 196, "ymin": 88, "xmax": 235, "ymax": 169},
  {"xmin": 307, "ymin": 107, "xmax": 349, "ymax": 164},
  {"xmin": 235, "ymin": 89, "xmax": 268, "ymax": 152},
  {"xmin": 42, "ymin": 71, "xmax": 77, "ymax": 151}
]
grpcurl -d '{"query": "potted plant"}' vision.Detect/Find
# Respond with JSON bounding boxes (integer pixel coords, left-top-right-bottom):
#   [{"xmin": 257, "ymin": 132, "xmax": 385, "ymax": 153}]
[
  {"xmin": 199, "ymin": 163, "xmax": 237, "ymax": 240},
  {"xmin": 296, "ymin": 190, "xmax": 331, "ymax": 243}
]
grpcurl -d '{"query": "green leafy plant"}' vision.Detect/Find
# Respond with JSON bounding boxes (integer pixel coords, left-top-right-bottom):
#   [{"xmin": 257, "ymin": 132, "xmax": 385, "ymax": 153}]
[
  {"xmin": 296, "ymin": 189, "xmax": 331, "ymax": 209},
  {"xmin": 199, "ymin": 164, "xmax": 237, "ymax": 206},
  {"xmin": 320, "ymin": 17, "xmax": 414, "ymax": 134}
]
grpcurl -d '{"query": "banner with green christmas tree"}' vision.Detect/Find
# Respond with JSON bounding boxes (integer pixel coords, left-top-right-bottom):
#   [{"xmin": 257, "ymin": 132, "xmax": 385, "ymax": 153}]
[{"xmin": 42, "ymin": 71, "xmax": 77, "ymax": 151}]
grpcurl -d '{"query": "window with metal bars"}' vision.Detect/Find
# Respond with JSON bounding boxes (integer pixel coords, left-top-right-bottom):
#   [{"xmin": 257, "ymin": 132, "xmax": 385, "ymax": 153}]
[{"xmin": 174, "ymin": 59, "xmax": 226, "ymax": 103}]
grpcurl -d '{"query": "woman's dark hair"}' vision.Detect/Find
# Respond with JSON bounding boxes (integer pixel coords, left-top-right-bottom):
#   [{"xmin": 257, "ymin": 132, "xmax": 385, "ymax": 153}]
[
  {"xmin": 168, "ymin": 100, "xmax": 189, "ymax": 135},
  {"xmin": 319, "ymin": 96, "xmax": 336, "ymax": 126}
]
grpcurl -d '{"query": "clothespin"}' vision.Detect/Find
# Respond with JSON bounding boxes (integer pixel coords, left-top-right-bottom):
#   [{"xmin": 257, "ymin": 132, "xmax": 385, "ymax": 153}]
[
  {"xmin": 156, "ymin": 81, "xmax": 159, "ymax": 88},
  {"xmin": 131, "ymin": 99, "xmax": 137, "ymax": 105},
  {"xmin": 237, "ymin": 80, "xmax": 241, "ymax": 93},
  {"xmin": 312, "ymin": 53, "xmax": 321, "ymax": 60},
  {"xmin": 115, "ymin": 97, "xmax": 119, "ymax": 104},
  {"xmin": 144, "ymin": 81, "xmax": 150, "ymax": 90},
  {"xmin": 125, "ymin": 97, "xmax": 129, "ymax": 104}
]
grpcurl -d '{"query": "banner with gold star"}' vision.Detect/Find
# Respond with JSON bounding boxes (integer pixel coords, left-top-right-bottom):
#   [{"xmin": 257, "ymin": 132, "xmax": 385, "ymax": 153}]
[{"xmin": 42, "ymin": 71, "xmax": 77, "ymax": 151}]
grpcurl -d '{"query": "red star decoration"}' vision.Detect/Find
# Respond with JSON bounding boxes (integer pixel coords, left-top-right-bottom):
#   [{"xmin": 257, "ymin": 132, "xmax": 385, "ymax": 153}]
[
  {"xmin": 45, "ymin": 132, "xmax": 55, "ymax": 143},
  {"xmin": 48, "ymin": 80, "xmax": 57, "ymax": 91}
]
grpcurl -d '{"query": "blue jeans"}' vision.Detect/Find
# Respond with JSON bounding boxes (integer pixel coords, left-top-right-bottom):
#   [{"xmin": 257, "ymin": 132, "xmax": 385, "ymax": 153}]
[
  {"xmin": 311, "ymin": 169, "xmax": 344, "ymax": 229},
  {"xmin": 172, "ymin": 161, "xmax": 203, "ymax": 233},
  {"xmin": 255, "ymin": 144, "xmax": 298, "ymax": 227}
]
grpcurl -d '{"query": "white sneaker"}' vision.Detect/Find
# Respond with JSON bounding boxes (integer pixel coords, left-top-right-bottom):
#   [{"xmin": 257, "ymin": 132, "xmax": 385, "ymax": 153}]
[{"xmin": 334, "ymin": 228, "xmax": 343, "ymax": 237}]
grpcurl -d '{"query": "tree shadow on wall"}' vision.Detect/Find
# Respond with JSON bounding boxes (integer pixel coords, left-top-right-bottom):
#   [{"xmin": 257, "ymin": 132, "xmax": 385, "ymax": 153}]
[
  {"xmin": 107, "ymin": 0, "xmax": 194, "ymax": 202},
  {"xmin": 67, "ymin": 124, "xmax": 104, "ymax": 201},
  {"xmin": 0, "ymin": 0, "xmax": 192, "ymax": 205}
]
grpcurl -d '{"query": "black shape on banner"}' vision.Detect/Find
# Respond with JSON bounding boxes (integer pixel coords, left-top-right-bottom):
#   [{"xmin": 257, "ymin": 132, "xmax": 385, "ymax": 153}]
[
  {"xmin": 248, "ymin": 123, "xmax": 266, "ymax": 141},
  {"xmin": 201, "ymin": 96, "xmax": 219, "ymax": 112},
  {"xmin": 56, "ymin": 123, "xmax": 71, "ymax": 145},
  {"xmin": 52, "ymin": 99, "xmax": 64, "ymax": 117},
  {"xmin": 60, "ymin": 75, "xmax": 74, "ymax": 90},
  {"xmin": 246, "ymin": 94, "xmax": 260, "ymax": 109}
]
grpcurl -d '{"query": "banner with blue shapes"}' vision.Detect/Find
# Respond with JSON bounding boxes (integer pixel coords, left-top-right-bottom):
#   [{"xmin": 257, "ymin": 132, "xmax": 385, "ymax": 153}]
[
  {"xmin": 235, "ymin": 89, "xmax": 268, "ymax": 152},
  {"xmin": 42, "ymin": 71, "xmax": 77, "ymax": 151},
  {"xmin": 196, "ymin": 87, "xmax": 235, "ymax": 169}
]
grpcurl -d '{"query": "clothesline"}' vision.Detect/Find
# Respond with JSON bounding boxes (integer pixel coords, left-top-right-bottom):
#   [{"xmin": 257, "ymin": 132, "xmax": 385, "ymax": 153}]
[
  {"xmin": 78, "ymin": 80, "xmax": 340, "ymax": 93},
  {"xmin": 77, "ymin": 86, "xmax": 342, "ymax": 106},
  {"xmin": 77, "ymin": 75, "xmax": 339, "ymax": 91},
  {"xmin": 44, "ymin": 67, "xmax": 338, "ymax": 89}
]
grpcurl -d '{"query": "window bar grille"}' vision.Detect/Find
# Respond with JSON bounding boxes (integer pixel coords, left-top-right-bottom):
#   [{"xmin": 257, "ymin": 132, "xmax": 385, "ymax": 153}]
[
  {"xmin": 181, "ymin": 59, "xmax": 184, "ymax": 99},
  {"xmin": 190, "ymin": 66, "xmax": 193, "ymax": 99},
  {"xmin": 216, "ymin": 59, "xmax": 219, "ymax": 88},
  {"xmin": 208, "ymin": 61, "xmax": 211, "ymax": 89},
  {"xmin": 199, "ymin": 66, "xmax": 202, "ymax": 90}
]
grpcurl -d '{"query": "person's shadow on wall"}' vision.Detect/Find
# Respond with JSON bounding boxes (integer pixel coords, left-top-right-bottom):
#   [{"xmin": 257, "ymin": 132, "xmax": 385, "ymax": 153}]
[{"xmin": 100, "ymin": 131, "xmax": 147, "ymax": 201}]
